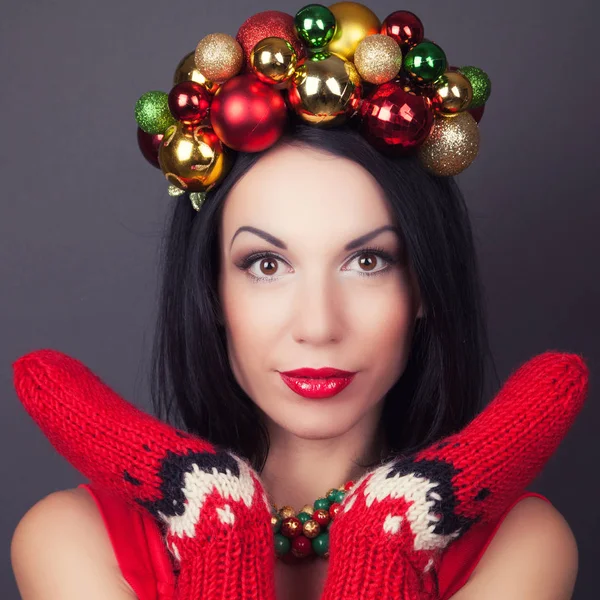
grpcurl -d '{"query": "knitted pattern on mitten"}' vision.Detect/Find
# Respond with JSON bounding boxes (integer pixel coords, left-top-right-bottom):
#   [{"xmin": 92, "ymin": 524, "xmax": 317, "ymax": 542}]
[
  {"xmin": 12, "ymin": 349, "xmax": 276, "ymax": 600},
  {"xmin": 321, "ymin": 351, "xmax": 589, "ymax": 600}
]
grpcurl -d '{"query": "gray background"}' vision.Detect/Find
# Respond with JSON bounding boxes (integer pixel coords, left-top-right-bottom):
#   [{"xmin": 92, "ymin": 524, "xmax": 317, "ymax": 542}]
[{"xmin": 2, "ymin": 0, "xmax": 598, "ymax": 598}]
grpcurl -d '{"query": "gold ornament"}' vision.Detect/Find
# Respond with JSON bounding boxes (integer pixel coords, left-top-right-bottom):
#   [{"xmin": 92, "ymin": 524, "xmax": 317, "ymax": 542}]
[
  {"xmin": 288, "ymin": 53, "xmax": 362, "ymax": 126},
  {"xmin": 279, "ymin": 505, "xmax": 296, "ymax": 519},
  {"xmin": 302, "ymin": 519, "xmax": 321, "ymax": 539},
  {"xmin": 417, "ymin": 111, "xmax": 480, "ymax": 176},
  {"xmin": 173, "ymin": 51, "xmax": 220, "ymax": 94},
  {"xmin": 250, "ymin": 36, "xmax": 297, "ymax": 85},
  {"xmin": 300, "ymin": 504, "xmax": 314, "ymax": 515},
  {"xmin": 430, "ymin": 71, "xmax": 473, "ymax": 117},
  {"xmin": 158, "ymin": 122, "xmax": 232, "ymax": 192},
  {"xmin": 353, "ymin": 34, "xmax": 402, "ymax": 84},
  {"xmin": 194, "ymin": 33, "xmax": 243, "ymax": 83},
  {"xmin": 327, "ymin": 2, "xmax": 381, "ymax": 61}
]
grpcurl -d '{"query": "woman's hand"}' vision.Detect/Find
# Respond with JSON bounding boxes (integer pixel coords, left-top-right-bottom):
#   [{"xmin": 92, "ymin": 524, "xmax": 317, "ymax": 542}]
[
  {"xmin": 12, "ymin": 349, "xmax": 276, "ymax": 600},
  {"xmin": 321, "ymin": 351, "xmax": 589, "ymax": 600}
]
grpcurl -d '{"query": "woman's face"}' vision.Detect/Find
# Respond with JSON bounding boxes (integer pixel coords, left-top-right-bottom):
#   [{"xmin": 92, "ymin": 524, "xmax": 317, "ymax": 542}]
[{"xmin": 218, "ymin": 143, "xmax": 423, "ymax": 442}]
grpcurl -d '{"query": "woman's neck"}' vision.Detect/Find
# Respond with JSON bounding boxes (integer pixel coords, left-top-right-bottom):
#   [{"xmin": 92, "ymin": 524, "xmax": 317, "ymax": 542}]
[{"xmin": 259, "ymin": 409, "xmax": 386, "ymax": 511}]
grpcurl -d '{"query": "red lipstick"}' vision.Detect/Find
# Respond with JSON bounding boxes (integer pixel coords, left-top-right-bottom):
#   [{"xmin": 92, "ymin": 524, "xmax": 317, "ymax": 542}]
[{"xmin": 278, "ymin": 367, "xmax": 357, "ymax": 399}]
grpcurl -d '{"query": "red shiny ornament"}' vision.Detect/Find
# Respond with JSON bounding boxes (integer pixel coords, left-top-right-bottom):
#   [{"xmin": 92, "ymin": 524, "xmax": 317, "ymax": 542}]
[
  {"xmin": 312, "ymin": 508, "xmax": 331, "ymax": 527},
  {"xmin": 168, "ymin": 81, "xmax": 211, "ymax": 125},
  {"xmin": 360, "ymin": 81, "xmax": 434, "ymax": 155},
  {"xmin": 210, "ymin": 73, "xmax": 287, "ymax": 152},
  {"xmin": 468, "ymin": 104, "xmax": 485, "ymax": 123},
  {"xmin": 380, "ymin": 11, "xmax": 424, "ymax": 50},
  {"xmin": 136, "ymin": 127, "xmax": 164, "ymax": 169},
  {"xmin": 291, "ymin": 535, "xmax": 313, "ymax": 558},
  {"xmin": 280, "ymin": 516, "xmax": 303, "ymax": 538},
  {"xmin": 236, "ymin": 10, "xmax": 306, "ymax": 69},
  {"xmin": 329, "ymin": 502, "xmax": 342, "ymax": 519}
]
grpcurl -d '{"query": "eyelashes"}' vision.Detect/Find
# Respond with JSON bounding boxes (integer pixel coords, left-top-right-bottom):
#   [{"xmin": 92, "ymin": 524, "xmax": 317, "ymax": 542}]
[{"xmin": 235, "ymin": 245, "xmax": 403, "ymax": 284}]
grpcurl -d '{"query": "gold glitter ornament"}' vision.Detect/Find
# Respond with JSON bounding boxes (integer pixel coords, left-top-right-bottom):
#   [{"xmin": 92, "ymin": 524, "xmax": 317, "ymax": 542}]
[
  {"xmin": 417, "ymin": 111, "xmax": 480, "ymax": 176},
  {"xmin": 173, "ymin": 51, "xmax": 220, "ymax": 94},
  {"xmin": 327, "ymin": 2, "xmax": 381, "ymax": 61},
  {"xmin": 158, "ymin": 122, "xmax": 232, "ymax": 193},
  {"xmin": 430, "ymin": 71, "xmax": 473, "ymax": 117},
  {"xmin": 302, "ymin": 519, "xmax": 321, "ymax": 538},
  {"xmin": 279, "ymin": 505, "xmax": 296, "ymax": 519},
  {"xmin": 250, "ymin": 37, "xmax": 297, "ymax": 85},
  {"xmin": 194, "ymin": 33, "xmax": 244, "ymax": 83},
  {"xmin": 353, "ymin": 34, "xmax": 402, "ymax": 84},
  {"xmin": 288, "ymin": 53, "xmax": 362, "ymax": 126}
]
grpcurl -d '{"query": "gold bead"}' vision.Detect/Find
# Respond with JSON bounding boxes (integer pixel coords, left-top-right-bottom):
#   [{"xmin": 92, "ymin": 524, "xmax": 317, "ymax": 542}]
[
  {"xmin": 300, "ymin": 504, "xmax": 314, "ymax": 515},
  {"xmin": 279, "ymin": 505, "xmax": 296, "ymax": 519},
  {"xmin": 302, "ymin": 519, "xmax": 321, "ymax": 539},
  {"xmin": 270, "ymin": 515, "xmax": 281, "ymax": 529}
]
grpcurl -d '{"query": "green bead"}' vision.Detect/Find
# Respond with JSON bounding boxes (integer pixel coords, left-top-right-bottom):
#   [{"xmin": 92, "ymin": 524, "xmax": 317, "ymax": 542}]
[
  {"xmin": 457, "ymin": 65, "xmax": 492, "ymax": 109},
  {"xmin": 272, "ymin": 515, "xmax": 282, "ymax": 533},
  {"xmin": 297, "ymin": 511, "xmax": 312, "ymax": 524},
  {"xmin": 332, "ymin": 489, "xmax": 346, "ymax": 503},
  {"xmin": 274, "ymin": 533, "xmax": 291, "ymax": 555},
  {"xmin": 314, "ymin": 497, "xmax": 331, "ymax": 511},
  {"xmin": 311, "ymin": 531, "xmax": 329, "ymax": 556},
  {"xmin": 134, "ymin": 90, "xmax": 176, "ymax": 135},
  {"xmin": 294, "ymin": 4, "xmax": 337, "ymax": 49},
  {"xmin": 404, "ymin": 41, "xmax": 447, "ymax": 83},
  {"xmin": 326, "ymin": 489, "xmax": 338, "ymax": 502}
]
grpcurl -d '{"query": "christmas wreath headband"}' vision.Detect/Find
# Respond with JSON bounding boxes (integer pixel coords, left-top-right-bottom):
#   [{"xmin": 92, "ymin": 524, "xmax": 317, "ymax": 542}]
[{"xmin": 135, "ymin": 3, "xmax": 492, "ymax": 211}]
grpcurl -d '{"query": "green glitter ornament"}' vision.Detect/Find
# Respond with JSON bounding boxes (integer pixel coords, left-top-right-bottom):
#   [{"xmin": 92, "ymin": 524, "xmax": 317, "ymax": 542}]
[
  {"xmin": 404, "ymin": 41, "xmax": 447, "ymax": 83},
  {"xmin": 135, "ymin": 91, "xmax": 176, "ymax": 135},
  {"xmin": 457, "ymin": 66, "xmax": 492, "ymax": 109},
  {"xmin": 294, "ymin": 4, "xmax": 337, "ymax": 49}
]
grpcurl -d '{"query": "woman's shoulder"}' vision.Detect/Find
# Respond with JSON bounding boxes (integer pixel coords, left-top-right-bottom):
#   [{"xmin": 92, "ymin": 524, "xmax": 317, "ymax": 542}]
[
  {"xmin": 11, "ymin": 486, "xmax": 137, "ymax": 599},
  {"xmin": 450, "ymin": 493, "xmax": 578, "ymax": 599}
]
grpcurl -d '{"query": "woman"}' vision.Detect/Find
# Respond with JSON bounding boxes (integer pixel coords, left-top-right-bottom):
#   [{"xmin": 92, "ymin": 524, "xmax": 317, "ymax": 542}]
[{"xmin": 10, "ymin": 124, "xmax": 582, "ymax": 600}]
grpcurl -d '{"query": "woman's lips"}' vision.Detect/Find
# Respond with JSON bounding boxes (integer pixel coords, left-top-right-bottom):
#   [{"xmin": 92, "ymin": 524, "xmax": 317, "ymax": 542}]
[{"xmin": 278, "ymin": 367, "xmax": 357, "ymax": 399}]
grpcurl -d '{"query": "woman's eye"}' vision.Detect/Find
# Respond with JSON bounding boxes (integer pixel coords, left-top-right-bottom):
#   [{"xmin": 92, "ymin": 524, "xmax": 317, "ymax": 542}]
[
  {"xmin": 247, "ymin": 255, "xmax": 287, "ymax": 279},
  {"xmin": 345, "ymin": 252, "xmax": 390, "ymax": 276}
]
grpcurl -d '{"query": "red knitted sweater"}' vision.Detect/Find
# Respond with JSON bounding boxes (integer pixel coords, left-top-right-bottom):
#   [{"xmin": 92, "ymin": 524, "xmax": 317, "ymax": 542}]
[{"xmin": 79, "ymin": 482, "xmax": 550, "ymax": 600}]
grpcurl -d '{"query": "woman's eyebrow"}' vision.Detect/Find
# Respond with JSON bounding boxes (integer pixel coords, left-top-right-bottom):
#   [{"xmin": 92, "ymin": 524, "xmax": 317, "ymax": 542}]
[{"xmin": 229, "ymin": 225, "xmax": 399, "ymax": 251}]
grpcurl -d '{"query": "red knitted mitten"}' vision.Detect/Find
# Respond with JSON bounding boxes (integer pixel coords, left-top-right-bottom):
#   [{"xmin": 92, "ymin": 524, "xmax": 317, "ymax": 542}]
[
  {"xmin": 321, "ymin": 351, "xmax": 588, "ymax": 600},
  {"xmin": 12, "ymin": 349, "xmax": 276, "ymax": 600}
]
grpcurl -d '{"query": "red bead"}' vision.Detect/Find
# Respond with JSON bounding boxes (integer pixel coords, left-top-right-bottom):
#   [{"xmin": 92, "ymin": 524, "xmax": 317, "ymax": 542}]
[
  {"xmin": 291, "ymin": 535, "xmax": 313, "ymax": 558},
  {"xmin": 312, "ymin": 508, "xmax": 331, "ymax": 527},
  {"xmin": 329, "ymin": 502, "xmax": 342, "ymax": 519},
  {"xmin": 280, "ymin": 516, "xmax": 303, "ymax": 537},
  {"xmin": 344, "ymin": 481, "xmax": 355, "ymax": 491}
]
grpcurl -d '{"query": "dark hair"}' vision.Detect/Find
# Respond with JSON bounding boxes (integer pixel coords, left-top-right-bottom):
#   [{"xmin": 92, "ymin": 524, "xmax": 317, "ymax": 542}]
[{"xmin": 149, "ymin": 122, "xmax": 498, "ymax": 471}]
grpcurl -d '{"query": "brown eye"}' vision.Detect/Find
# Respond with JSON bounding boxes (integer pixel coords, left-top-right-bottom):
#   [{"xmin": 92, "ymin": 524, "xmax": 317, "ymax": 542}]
[
  {"xmin": 358, "ymin": 253, "xmax": 377, "ymax": 271},
  {"xmin": 259, "ymin": 258, "xmax": 278, "ymax": 276}
]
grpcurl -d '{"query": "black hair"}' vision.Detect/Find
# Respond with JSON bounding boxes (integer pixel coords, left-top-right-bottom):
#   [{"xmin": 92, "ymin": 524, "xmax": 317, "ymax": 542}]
[{"xmin": 149, "ymin": 122, "xmax": 498, "ymax": 472}]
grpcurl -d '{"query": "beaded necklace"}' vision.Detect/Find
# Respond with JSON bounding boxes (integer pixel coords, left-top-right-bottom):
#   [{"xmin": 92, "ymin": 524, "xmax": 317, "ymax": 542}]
[{"xmin": 271, "ymin": 481, "xmax": 354, "ymax": 562}]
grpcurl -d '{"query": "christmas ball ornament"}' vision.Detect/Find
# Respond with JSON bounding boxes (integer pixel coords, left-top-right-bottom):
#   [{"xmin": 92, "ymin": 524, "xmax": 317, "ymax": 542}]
[
  {"xmin": 167, "ymin": 81, "xmax": 211, "ymax": 125},
  {"xmin": 194, "ymin": 33, "xmax": 244, "ymax": 83},
  {"xmin": 158, "ymin": 123, "xmax": 232, "ymax": 195},
  {"xmin": 457, "ymin": 65, "xmax": 492, "ymax": 109},
  {"xmin": 353, "ymin": 33, "xmax": 402, "ymax": 84},
  {"xmin": 360, "ymin": 81, "xmax": 434, "ymax": 154},
  {"xmin": 250, "ymin": 37, "xmax": 297, "ymax": 85},
  {"xmin": 173, "ymin": 51, "xmax": 220, "ymax": 94},
  {"xmin": 294, "ymin": 4, "xmax": 337, "ymax": 49},
  {"xmin": 135, "ymin": 91, "xmax": 176, "ymax": 135},
  {"xmin": 287, "ymin": 53, "xmax": 362, "ymax": 126},
  {"xmin": 380, "ymin": 10, "xmax": 424, "ymax": 50},
  {"xmin": 237, "ymin": 10, "xmax": 306, "ymax": 67},
  {"xmin": 281, "ymin": 516, "xmax": 303, "ymax": 537},
  {"xmin": 404, "ymin": 41, "xmax": 447, "ymax": 83},
  {"xmin": 278, "ymin": 505, "xmax": 296, "ymax": 519},
  {"xmin": 327, "ymin": 2, "xmax": 381, "ymax": 60},
  {"xmin": 418, "ymin": 111, "xmax": 480, "ymax": 176},
  {"xmin": 136, "ymin": 128, "xmax": 164, "ymax": 169},
  {"xmin": 429, "ymin": 70, "xmax": 473, "ymax": 117},
  {"xmin": 210, "ymin": 73, "xmax": 288, "ymax": 151}
]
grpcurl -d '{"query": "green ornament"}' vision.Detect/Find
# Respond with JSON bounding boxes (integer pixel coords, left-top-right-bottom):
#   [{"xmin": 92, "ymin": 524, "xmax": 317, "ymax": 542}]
[
  {"xmin": 314, "ymin": 497, "xmax": 331, "ymax": 511},
  {"xmin": 457, "ymin": 65, "xmax": 491, "ymax": 109},
  {"xmin": 274, "ymin": 533, "xmax": 291, "ymax": 555},
  {"xmin": 404, "ymin": 41, "xmax": 447, "ymax": 83},
  {"xmin": 297, "ymin": 511, "xmax": 312, "ymax": 524},
  {"xmin": 294, "ymin": 4, "xmax": 336, "ymax": 49},
  {"xmin": 332, "ymin": 489, "xmax": 346, "ymax": 503},
  {"xmin": 135, "ymin": 90, "xmax": 176, "ymax": 135},
  {"xmin": 326, "ymin": 489, "xmax": 338, "ymax": 502},
  {"xmin": 312, "ymin": 531, "xmax": 329, "ymax": 556}
]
